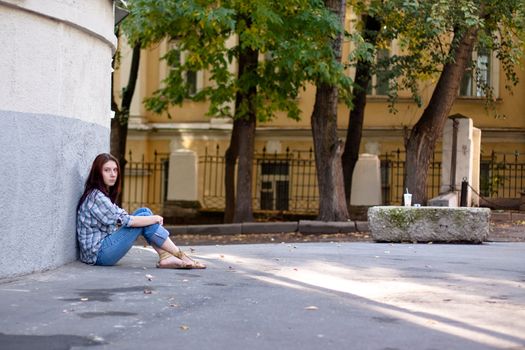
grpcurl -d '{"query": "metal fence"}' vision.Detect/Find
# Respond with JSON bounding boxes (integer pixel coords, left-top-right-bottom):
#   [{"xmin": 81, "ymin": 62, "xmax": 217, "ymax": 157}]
[
  {"xmin": 200, "ymin": 146, "xmax": 442, "ymax": 213},
  {"xmin": 122, "ymin": 150, "xmax": 169, "ymax": 213},
  {"xmin": 480, "ymin": 151, "xmax": 525, "ymax": 198},
  {"xmin": 122, "ymin": 147, "xmax": 525, "ymax": 215},
  {"xmin": 200, "ymin": 145, "xmax": 318, "ymax": 213},
  {"xmin": 380, "ymin": 149, "xmax": 442, "ymax": 205}
]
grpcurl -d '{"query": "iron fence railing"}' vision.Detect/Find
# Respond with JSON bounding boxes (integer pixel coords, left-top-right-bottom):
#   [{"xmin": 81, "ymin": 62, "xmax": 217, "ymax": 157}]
[
  {"xmin": 122, "ymin": 147, "xmax": 525, "ymax": 215},
  {"xmin": 481, "ymin": 150, "xmax": 525, "ymax": 198},
  {"xmin": 122, "ymin": 150, "xmax": 169, "ymax": 213},
  {"xmin": 379, "ymin": 149, "xmax": 442, "ymax": 205}
]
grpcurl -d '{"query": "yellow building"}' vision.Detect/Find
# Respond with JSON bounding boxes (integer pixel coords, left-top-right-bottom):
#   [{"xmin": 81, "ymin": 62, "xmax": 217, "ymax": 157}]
[{"xmin": 114, "ymin": 33, "xmax": 525, "ymax": 216}]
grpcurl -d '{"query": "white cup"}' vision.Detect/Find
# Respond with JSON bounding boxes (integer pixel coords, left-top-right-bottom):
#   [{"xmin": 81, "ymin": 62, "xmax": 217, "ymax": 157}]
[{"xmin": 404, "ymin": 193, "xmax": 412, "ymax": 207}]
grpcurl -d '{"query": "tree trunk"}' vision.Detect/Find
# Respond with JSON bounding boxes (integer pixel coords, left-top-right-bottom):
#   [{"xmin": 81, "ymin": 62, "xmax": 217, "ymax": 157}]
[
  {"xmin": 224, "ymin": 18, "xmax": 258, "ymax": 223},
  {"xmin": 310, "ymin": 0, "xmax": 348, "ymax": 221},
  {"xmin": 224, "ymin": 119, "xmax": 240, "ymax": 223},
  {"xmin": 233, "ymin": 113, "xmax": 256, "ymax": 222},
  {"xmin": 110, "ymin": 42, "xmax": 141, "ymax": 205},
  {"xmin": 405, "ymin": 27, "xmax": 478, "ymax": 204},
  {"xmin": 312, "ymin": 84, "xmax": 348, "ymax": 221},
  {"xmin": 342, "ymin": 15, "xmax": 381, "ymax": 208}
]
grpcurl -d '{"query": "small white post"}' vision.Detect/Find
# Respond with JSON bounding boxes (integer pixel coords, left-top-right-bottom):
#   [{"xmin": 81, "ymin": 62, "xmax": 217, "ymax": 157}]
[{"xmin": 167, "ymin": 139, "xmax": 198, "ymax": 201}]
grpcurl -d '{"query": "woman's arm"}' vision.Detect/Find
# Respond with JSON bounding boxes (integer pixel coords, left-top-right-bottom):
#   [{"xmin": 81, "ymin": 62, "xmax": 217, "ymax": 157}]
[{"xmin": 129, "ymin": 215, "xmax": 163, "ymax": 227}]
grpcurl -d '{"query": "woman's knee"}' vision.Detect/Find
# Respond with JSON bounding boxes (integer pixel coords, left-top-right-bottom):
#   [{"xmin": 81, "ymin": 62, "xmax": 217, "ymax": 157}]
[
  {"xmin": 143, "ymin": 226, "xmax": 169, "ymax": 247},
  {"xmin": 133, "ymin": 207, "xmax": 153, "ymax": 216}
]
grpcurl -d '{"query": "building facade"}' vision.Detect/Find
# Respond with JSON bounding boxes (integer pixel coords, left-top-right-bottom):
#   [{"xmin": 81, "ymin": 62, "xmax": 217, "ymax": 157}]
[{"xmin": 115, "ymin": 25, "xmax": 525, "ymax": 216}]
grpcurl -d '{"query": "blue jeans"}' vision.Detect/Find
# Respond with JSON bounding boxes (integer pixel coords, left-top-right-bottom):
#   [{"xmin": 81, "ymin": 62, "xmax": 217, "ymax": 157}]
[{"xmin": 95, "ymin": 208, "xmax": 169, "ymax": 266}]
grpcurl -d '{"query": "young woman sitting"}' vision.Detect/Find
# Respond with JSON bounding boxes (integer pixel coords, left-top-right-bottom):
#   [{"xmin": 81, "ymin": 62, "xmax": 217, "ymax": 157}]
[{"xmin": 77, "ymin": 153, "xmax": 205, "ymax": 269}]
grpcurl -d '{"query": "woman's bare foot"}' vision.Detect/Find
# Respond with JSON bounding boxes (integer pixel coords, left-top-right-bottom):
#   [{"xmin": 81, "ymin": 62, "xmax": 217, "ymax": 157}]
[
  {"xmin": 156, "ymin": 255, "xmax": 190, "ymax": 269},
  {"xmin": 177, "ymin": 250, "xmax": 206, "ymax": 269}
]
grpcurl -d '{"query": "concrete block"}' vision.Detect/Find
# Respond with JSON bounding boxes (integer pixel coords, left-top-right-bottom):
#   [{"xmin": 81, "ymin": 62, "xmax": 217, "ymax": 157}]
[
  {"xmin": 355, "ymin": 221, "xmax": 369, "ymax": 232},
  {"xmin": 428, "ymin": 192, "xmax": 458, "ymax": 207},
  {"xmin": 491, "ymin": 211, "xmax": 512, "ymax": 223},
  {"xmin": 334, "ymin": 221, "xmax": 357, "ymax": 233},
  {"xmin": 186, "ymin": 224, "xmax": 242, "ymax": 235},
  {"xmin": 166, "ymin": 226, "xmax": 187, "ymax": 235},
  {"xmin": 242, "ymin": 222, "xmax": 298, "ymax": 234},
  {"xmin": 299, "ymin": 220, "xmax": 339, "ymax": 234},
  {"xmin": 368, "ymin": 206, "xmax": 490, "ymax": 243},
  {"xmin": 511, "ymin": 212, "xmax": 525, "ymax": 222}
]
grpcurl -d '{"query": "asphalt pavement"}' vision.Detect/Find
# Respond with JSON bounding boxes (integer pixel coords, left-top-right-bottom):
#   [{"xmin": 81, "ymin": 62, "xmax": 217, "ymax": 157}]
[{"xmin": 0, "ymin": 242, "xmax": 524, "ymax": 350}]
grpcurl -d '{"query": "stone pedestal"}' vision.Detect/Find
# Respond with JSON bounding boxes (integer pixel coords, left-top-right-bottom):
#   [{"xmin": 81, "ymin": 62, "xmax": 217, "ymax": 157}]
[
  {"xmin": 351, "ymin": 153, "xmax": 382, "ymax": 205},
  {"xmin": 167, "ymin": 140, "xmax": 198, "ymax": 202}
]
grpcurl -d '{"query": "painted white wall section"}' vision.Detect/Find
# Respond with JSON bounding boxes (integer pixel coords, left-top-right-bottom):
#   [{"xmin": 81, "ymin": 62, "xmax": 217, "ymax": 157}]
[
  {"xmin": 0, "ymin": 2, "xmax": 115, "ymax": 127},
  {"xmin": 471, "ymin": 127, "xmax": 482, "ymax": 206},
  {"xmin": 440, "ymin": 117, "xmax": 476, "ymax": 205},
  {"xmin": 0, "ymin": 0, "xmax": 116, "ymax": 49}
]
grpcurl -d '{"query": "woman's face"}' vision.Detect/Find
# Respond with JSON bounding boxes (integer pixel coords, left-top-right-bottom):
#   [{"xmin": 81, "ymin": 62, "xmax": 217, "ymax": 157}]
[{"xmin": 102, "ymin": 160, "xmax": 118, "ymax": 188}]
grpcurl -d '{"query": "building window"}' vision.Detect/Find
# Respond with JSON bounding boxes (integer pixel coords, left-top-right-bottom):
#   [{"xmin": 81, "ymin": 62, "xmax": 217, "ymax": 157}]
[
  {"xmin": 367, "ymin": 48, "xmax": 390, "ymax": 96},
  {"xmin": 259, "ymin": 161, "xmax": 290, "ymax": 211},
  {"xmin": 167, "ymin": 41, "xmax": 202, "ymax": 96},
  {"xmin": 460, "ymin": 48, "xmax": 492, "ymax": 97}
]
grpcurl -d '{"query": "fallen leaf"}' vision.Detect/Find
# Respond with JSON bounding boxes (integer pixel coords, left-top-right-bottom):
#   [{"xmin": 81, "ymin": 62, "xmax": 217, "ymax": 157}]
[{"xmin": 91, "ymin": 336, "xmax": 105, "ymax": 343}]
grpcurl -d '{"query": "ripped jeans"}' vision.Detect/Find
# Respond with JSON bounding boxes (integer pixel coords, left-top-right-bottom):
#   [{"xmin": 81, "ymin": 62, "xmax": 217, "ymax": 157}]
[{"xmin": 95, "ymin": 208, "xmax": 168, "ymax": 266}]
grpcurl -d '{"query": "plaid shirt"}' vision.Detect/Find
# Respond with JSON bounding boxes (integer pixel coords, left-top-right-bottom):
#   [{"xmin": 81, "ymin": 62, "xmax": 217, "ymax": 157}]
[{"xmin": 76, "ymin": 189, "xmax": 132, "ymax": 264}]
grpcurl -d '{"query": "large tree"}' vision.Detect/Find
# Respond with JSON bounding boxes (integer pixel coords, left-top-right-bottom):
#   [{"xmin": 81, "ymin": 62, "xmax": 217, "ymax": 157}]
[
  {"xmin": 343, "ymin": 0, "xmax": 524, "ymax": 205},
  {"xmin": 111, "ymin": 2, "xmax": 142, "ymax": 205},
  {"xmin": 341, "ymin": 11, "xmax": 381, "ymax": 207},
  {"xmin": 392, "ymin": 0, "xmax": 525, "ymax": 204},
  {"xmin": 111, "ymin": 43, "xmax": 140, "ymax": 170},
  {"xmin": 124, "ymin": 0, "xmax": 345, "ymax": 222},
  {"xmin": 310, "ymin": 0, "xmax": 353, "ymax": 221}
]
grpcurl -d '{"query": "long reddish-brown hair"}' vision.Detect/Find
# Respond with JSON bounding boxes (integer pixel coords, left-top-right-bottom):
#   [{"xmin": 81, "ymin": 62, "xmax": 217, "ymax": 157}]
[{"xmin": 77, "ymin": 153, "xmax": 122, "ymax": 210}]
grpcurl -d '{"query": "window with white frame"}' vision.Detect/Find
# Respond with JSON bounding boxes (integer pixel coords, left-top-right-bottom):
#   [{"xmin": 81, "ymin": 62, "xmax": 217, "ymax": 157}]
[
  {"xmin": 459, "ymin": 47, "xmax": 497, "ymax": 98},
  {"xmin": 367, "ymin": 48, "xmax": 390, "ymax": 96},
  {"xmin": 167, "ymin": 40, "xmax": 203, "ymax": 96}
]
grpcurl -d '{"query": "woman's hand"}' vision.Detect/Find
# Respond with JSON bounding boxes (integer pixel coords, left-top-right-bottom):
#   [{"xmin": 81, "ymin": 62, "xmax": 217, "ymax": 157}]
[{"xmin": 153, "ymin": 215, "xmax": 164, "ymax": 226}]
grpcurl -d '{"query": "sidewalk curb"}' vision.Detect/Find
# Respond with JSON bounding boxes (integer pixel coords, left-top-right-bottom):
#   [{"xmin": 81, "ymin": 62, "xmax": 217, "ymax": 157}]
[{"xmin": 165, "ymin": 221, "xmax": 369, "ymax": 236}]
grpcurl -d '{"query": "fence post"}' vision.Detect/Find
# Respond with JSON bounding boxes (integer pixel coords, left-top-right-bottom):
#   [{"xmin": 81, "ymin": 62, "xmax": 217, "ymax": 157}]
[{"xmin": 460, "ymin": 179, "xmax": 468, "ymax": 207}]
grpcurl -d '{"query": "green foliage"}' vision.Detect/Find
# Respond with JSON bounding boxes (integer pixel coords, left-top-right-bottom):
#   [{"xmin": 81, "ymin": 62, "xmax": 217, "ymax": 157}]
[
  {"xmin": 122, "ymin": 0, "xmax": 352, "ymax": 122},
  {"xmin": 348, "ymin": 0, "xmax": 525, "ymax": 112}
]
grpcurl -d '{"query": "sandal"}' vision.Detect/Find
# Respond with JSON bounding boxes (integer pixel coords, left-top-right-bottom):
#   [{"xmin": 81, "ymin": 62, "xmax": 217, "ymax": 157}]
[
  {"xmin": 173, "ymin": 249, "xmax": 207, "ymax": 269},
  {"xmin": 156, "ymin": 252, "xmax": 192, "ymax": 269}
]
